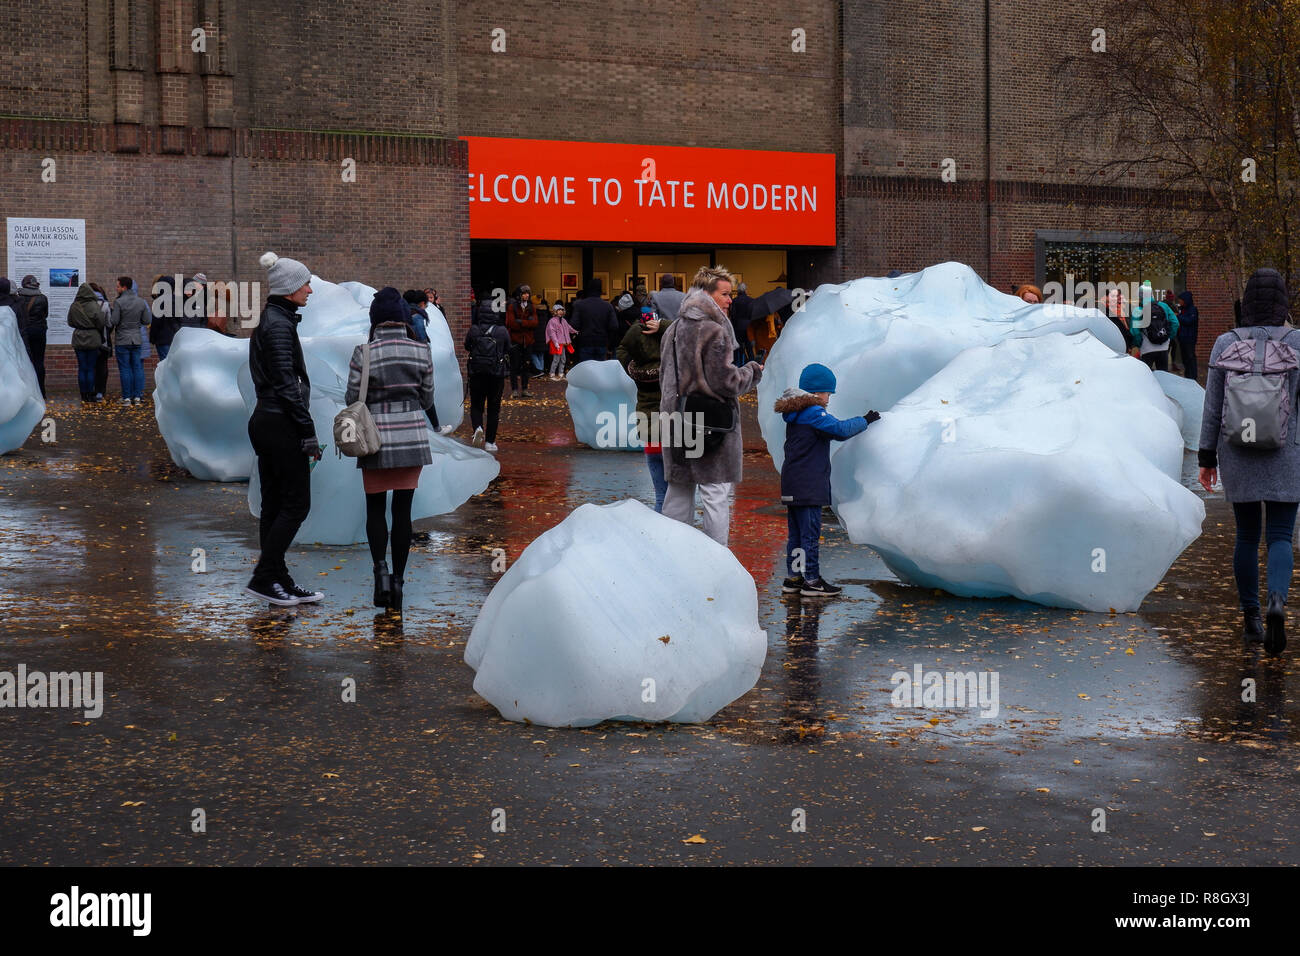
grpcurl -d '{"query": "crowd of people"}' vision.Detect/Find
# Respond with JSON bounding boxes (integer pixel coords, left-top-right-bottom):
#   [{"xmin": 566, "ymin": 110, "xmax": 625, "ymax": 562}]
[{"xmin": 11, "ymin": 253, "xmax": 1298, "ymax": 654}]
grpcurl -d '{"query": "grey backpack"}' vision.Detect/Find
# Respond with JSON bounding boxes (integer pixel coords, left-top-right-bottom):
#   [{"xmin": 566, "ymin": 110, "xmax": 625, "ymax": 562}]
[{"xmin": 1213, "ymin": 327, "xmax": 1300, "ymax": 449}]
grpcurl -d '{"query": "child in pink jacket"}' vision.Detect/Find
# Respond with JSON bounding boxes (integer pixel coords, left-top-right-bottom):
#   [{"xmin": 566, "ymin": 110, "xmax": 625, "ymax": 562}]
[{"xmin": 545, "ymin": 304, "xmax": 578, "ymax": 379}]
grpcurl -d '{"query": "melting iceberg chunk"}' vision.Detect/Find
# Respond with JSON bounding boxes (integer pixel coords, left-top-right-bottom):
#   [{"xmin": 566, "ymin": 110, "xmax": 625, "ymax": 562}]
[
  {"xmin": 465, "ymin": 499, "xmax": 767, "ymax": 726},
  {"xmin": 830, "ymin": 332, "xmax": 1203, "ymax": 611},
  {"xmin": 1153, "ymin": 370, "xmax": 1205, "ymax": 451},
  {"xmin": 152, "ymin": 328, "xmax": 253, "ymax": 480},
  {"xmin": 757, "ymin": 262, "xmax": 1126, "ymax": 470},
  {"xmin": 0, "ymin": 305, "xmax": 44, "ymax": 454},
  {"xmin": 564, "ymin": 359, "xmax": 641, "ymax": 451}
]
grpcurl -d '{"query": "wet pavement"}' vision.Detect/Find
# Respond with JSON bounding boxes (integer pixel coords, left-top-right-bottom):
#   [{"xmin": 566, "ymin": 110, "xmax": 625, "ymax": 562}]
[{"xmin": 1, "ymin": 380, "xmax": 1298, "ymax": 865}]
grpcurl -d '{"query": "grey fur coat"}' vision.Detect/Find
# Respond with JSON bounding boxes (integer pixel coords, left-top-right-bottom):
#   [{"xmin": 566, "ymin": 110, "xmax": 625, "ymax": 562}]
[{"xmin": 659, "ymin": 288, "xmax": 762, "ymax": 485}]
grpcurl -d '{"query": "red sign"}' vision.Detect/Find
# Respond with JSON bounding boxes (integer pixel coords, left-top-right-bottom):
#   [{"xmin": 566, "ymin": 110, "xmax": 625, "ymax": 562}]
[{"xmin": 463, "ymin": 136, "xmax": 836, "ymax": 247}]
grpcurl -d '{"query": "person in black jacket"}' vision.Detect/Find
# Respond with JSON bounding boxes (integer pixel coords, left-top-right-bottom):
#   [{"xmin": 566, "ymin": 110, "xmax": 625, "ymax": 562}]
[
  {"xmin": 245, "ymin": 252, "xmax": 322, "ymax": 607},
  {"xmin": 730, "ymin": 283, "xmax": 754, "ymax": 366},
  {"xmin": 15, "ymin": 275, "xmax": 49, "ymax": 398},
  {"xmin": 150, "ymin": 274, "xmax": 182, "ymax": 360},
  {"xmin": 464, "ymin": 292, "xmax": 511, "ymax": 452},
  {"xmin": 570, "ymin": 276, "xmax": 618, "ymax": 363},
  {"xmin": 1176, "ymin": 289, "xmax": 1200, "ymax": 381}
]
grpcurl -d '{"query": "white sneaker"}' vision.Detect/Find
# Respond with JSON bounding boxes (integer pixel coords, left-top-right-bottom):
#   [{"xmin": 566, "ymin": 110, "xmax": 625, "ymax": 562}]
[
  {"xmin": 471, "ymin": 426, "xmax": 485, "ymax": 448},
  {"xmin": 120, "ymin": 398, "xmax": 131, "ymax": 406},
  {"xmin": 485, "ymin": 442, "xmax": 498, "ymax": 452},
  {"xmin": 438, "ymin": 424, "xmax": 456, "ymax": 434}
]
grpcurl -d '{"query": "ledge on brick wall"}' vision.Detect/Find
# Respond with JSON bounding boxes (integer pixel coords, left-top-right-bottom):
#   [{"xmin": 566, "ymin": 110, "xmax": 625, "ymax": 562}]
[{"xmin": 0, "ymin": 117, "xmax": 466, "ymax": 168}]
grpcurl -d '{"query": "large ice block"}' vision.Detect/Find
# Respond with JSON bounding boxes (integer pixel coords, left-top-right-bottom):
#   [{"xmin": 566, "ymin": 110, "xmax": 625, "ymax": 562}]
[
  {"xmin": 152, "ymin": 328, "xmax": 253, "ymax": 480},
  {"xmin": 1153, "ymin": 370, "xmax": 1205, "ymax": 451},
  {"xmin": 564, "ymin": 359, "xmax": 641, "ymax": 450},
  {"xmin": 758, "ymin": 262, "xmax": 1127, "ymax": 470},
  {"xmin": 465, "ymin": 499, "xmax": 767, "ymax": 727},
  {"xmin": 830, "ymin": 332, "xmax": 1204, "ymax": 612},
  {"xmin": 0, "ymin": 305, "xmax": 45, "ymax": 454},
  {"xmin": 153, "ymin": 275, "xmax": 464, "ymax": 480}
]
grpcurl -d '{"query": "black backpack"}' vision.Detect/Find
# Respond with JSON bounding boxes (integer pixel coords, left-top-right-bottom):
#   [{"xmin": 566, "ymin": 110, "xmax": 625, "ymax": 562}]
[
  {"xmin": 468, "ymin": 322, "xmax": 506, "ymax": 375},
  {"xmin": 1145, "ymin": 303, "xmax": 1171, "ymax": 345}
]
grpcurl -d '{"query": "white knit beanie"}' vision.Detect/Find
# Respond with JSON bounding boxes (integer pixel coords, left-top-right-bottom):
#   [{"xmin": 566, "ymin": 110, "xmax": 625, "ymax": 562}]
[{"xmin": 260, "ymin": 251, "xmax": 311, "ymax": 296}]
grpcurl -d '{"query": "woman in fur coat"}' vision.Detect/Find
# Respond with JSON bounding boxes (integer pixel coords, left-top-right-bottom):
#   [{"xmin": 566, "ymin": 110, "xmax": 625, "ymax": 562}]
[{"xmin": 658, "ymin": 266, "xmax": 763, "ymax": 545}]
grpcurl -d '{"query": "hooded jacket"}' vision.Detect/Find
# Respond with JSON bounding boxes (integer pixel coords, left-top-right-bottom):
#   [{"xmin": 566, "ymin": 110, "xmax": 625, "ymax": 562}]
[
  {"xmin": 15, "ymin": 282, "xmax": 48, "ymax": 334},
  {"xmin": 66, "ymin": 283, "xmax": 106, "ymax": 351},
  {"xmin": 774, "ymin": 387, "xmax": 871, "ymax": 507},
  {"xmin": 658, "ymin": 287, "xmax": 762, "ymax": 485},
  {"xmin": 249, "ymin": 295, "xmax": 315, "ymax": 439},
  {"xmin": 1198, "ymin": 267, "xmax": 1300, "ymax": 502},
  {"xmin": 1177, "ymin": 290, "xmax": 1199, "ymax": 335}
]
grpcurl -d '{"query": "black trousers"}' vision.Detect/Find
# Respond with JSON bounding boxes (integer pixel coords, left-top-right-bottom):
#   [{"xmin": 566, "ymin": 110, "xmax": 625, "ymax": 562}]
[
  {"xmin": 509, "ymin": 343, "xmax": 532, "ymax": 391},
  {"xmin": 1141, "ymin": 350, "xmax": 1169, "ymax": 372},
  {"xmin": 248, "ymin": 408, "xmax": 311, "ymax": 587},
  {"xmin": 1178, "ymin": 333, "xmax": 1198, "ymax": 381},
  {"xmin": 22, "ymin": 329, "xmax": 46, "ymax": 398},
  {"xmin": 94, "ymin": 349, "xmax": 109, "ymax": 396},
  {"xmin": 468, "ymin": 372, "xmax": 504, "ymax": 442}
]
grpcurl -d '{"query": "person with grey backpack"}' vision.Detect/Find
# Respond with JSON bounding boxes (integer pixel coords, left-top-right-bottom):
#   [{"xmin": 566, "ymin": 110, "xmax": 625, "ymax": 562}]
[{"xmin": 1199, "ymin": 268, "xmax": 1299, "ymax": 655}]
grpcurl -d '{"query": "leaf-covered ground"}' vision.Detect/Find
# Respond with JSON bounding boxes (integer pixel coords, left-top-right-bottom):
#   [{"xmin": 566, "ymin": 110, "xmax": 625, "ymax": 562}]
[{"xmin": 0, "ymin": 380, "xmax": 1296, "ymax": 865}]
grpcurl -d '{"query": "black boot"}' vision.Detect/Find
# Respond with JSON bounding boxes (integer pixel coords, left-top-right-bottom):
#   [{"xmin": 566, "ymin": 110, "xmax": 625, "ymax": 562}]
[
  {"xmin": 1243, "ymin": 608, "xmax": 1264, "ymax": 646},
  {"xmin": 373, "ymin": 562, "xmax": 392, "ymax": 608},
  {"xmin": 1265, "ymin": 591, "xmax": 1287, "ymax": 655},
  {"xmin": 389, "ymin": 578, "xmax": 403, "ymax": 615}
]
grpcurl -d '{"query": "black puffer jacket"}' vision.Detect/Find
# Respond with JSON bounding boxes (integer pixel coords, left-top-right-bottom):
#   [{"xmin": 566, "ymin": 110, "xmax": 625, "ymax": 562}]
[{"xmin": 249, "ymin": 295, "xmax": 314, "ymax": 438}]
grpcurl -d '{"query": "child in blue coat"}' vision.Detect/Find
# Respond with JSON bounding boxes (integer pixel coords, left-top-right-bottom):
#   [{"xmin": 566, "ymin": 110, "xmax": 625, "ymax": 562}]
[{"xmin": 774, "ymin": 363, "xmax": 880, "ymax": 596}]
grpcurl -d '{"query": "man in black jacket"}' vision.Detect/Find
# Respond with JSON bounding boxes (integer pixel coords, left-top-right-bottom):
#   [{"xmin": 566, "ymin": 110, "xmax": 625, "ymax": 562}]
[
  {"xmin": 729, "ymin": 282, "xmax": 754, "ymax": 366},
  {"xmin": 570, "ymin": 276, "xmax": 618, "ymax": 363},
  {"xmin": 15, "ymin": 275, "xmax": 49, "ymax": 398},
  {"xmin": 245, "ymin": 251, "xmax": 322, "ymax": 606}
]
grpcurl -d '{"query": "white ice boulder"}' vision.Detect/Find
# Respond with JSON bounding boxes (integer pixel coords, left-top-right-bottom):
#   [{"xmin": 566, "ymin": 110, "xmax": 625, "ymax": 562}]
[
  {"xmin": 152, "ymin": 328, "xmax": 253, "ymax": 480},
  {"xmin": 238, "ymin": 357, "xmax": 498, "ymax": 546},
  {"xmin": 465, "ymin": 499, "xmax": 767, "ymax": 727},
  {"xmin": 758, "ymin": 262, "xmax": 1127, "ymax": 470},
  {"xmin": 830, "ymin": 332, "xmax": 1204, "ymax": 612},
  {"xmin": 564, "ymin": 359, "xmax": 641, "ymax": 450},
  {"xmin": 152, "ymin": 274, "xmax": 464, "ymax": 479},
  {"xmin": 425, "ymin": 303, "xmax": 464, "ymax": 431},
  {"xmin": 1153, "ymin": 370, "xmax": 1205, "ymax": 451},
  {"xmin": 0, "ymin": 305, "xmax": 44, "ymax": 454}
]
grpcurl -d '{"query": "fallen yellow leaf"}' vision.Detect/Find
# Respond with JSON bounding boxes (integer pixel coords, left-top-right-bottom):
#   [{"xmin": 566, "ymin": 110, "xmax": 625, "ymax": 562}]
[{"xmin": 682, "ymin": 834, "xmax": 707, "ymax": 844}]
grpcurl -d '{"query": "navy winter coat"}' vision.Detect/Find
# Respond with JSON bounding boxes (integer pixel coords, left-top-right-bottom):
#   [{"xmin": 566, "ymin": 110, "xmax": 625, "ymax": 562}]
[{"xmin": 775, "ymin": 387, "xmax": 871, "ymax": 507}]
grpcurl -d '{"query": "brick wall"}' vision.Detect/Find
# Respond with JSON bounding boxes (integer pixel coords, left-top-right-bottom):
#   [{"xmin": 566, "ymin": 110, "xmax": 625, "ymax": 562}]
[
  {"xmin": 1, "ymin": 121, "xmax": 467, "ymax": 392},
  {"xmin": 2, "ymin": 0, "xmax": 1246, "ymax": 395},
  {"xmin": 455, "ymin": 0, "xmax": 838, "ymax": 153}
]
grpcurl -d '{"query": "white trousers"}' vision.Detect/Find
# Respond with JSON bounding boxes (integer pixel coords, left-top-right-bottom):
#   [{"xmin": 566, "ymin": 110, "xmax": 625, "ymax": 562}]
[{"xmin": 662, "ymin": 481, "xmax": 734, "ymax": 546}]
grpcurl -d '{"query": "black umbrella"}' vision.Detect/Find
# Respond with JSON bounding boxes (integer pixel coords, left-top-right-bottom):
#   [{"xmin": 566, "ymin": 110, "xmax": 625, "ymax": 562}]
[{"xmin": 750, "ymin": 287, "xmax": 794, "ymax": 318}]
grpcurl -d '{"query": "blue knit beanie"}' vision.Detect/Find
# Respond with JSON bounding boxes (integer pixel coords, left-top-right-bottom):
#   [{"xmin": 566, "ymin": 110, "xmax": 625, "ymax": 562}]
[{"xmin": 798, "ymin": 363, "xmax": 836, "ymax": 394}]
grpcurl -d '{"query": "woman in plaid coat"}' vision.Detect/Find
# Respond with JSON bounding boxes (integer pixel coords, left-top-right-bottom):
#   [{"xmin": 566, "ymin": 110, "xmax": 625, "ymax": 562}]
[{"xmin": 345, "ymin": 287, "xmax": 435, "ymax": 614}]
